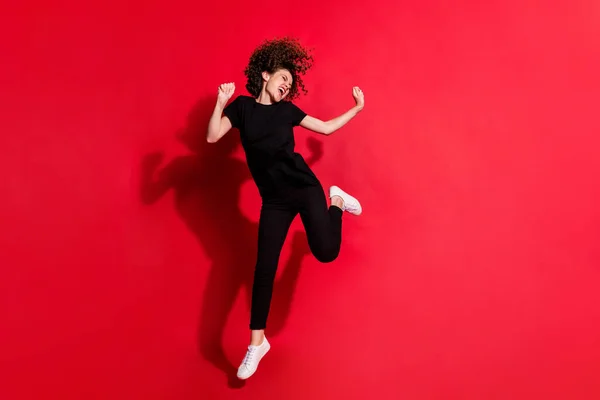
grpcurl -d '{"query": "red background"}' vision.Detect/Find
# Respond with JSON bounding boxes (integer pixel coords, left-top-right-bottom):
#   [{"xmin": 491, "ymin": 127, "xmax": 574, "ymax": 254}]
[{"xmin": 2, "ymin": 0, "xmax": 600, "ymax": 399}]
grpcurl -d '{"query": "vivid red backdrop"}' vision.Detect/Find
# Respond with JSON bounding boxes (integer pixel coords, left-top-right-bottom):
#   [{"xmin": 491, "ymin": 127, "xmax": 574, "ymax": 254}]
[{"xmin": 1, "ymin": 0, "xmax": 599, "ymax": 399}]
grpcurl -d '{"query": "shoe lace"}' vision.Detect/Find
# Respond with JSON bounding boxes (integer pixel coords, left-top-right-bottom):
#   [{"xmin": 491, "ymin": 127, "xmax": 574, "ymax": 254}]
[{"xmin": 242, "ymin": 347, "xmax": 257, "ymax": 366}]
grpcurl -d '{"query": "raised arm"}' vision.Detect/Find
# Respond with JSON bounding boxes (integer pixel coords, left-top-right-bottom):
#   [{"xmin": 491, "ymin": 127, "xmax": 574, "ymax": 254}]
[
  {"xmin": 206, "ymin": 82, "xmax": 235, "ymax": 143},
  {"xmin": 300, "ymin": 86, "xmax": 364, "ymax": 135}
]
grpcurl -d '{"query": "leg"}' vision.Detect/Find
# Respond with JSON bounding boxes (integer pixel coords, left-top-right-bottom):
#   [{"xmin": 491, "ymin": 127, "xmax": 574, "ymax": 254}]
[
  {"xmin": 238, "ymin": 200, "xmax": 296, "ymax": 380},
  {"xmin": 250, "ymin": 202, "xmax": 297, "ymax": 331},
  {"xmin": 299, "ymin": 185, "xmax": 344, "ymax": 263}
]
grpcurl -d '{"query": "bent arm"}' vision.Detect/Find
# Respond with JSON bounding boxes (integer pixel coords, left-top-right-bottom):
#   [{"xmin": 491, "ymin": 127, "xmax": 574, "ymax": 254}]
[
  {"xmin": 300, "ymin": 105, "xmax": 362, "ymax": 135},
  {"xmin": 206, "ymin": 102, "xmax": 233, "ymax": 143}
]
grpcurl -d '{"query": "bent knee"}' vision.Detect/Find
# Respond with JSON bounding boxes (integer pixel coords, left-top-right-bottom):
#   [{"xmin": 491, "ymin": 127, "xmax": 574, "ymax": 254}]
[{"xmin": 313, "ymin": 247, "xmax": 339, "ymax": 263}]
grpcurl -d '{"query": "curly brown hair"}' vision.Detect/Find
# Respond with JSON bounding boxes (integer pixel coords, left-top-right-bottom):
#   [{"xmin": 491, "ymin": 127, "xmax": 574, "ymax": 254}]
[{"xmin": 244, "ymin": 37, "xmax": 314, "ymax": 101}]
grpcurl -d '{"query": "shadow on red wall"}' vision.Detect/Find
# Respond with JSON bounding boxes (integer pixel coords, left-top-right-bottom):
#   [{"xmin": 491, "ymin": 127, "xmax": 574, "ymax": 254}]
[{"xmin": 139, "ymin": 96, "xmax": 322, "ymax": 387}]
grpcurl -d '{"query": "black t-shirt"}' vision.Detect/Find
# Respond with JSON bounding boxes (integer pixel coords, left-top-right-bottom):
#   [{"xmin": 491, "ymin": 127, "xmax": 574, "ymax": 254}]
[{"xmin": 223, "ymin": 95, "xmax": 320, "ymax": 197}]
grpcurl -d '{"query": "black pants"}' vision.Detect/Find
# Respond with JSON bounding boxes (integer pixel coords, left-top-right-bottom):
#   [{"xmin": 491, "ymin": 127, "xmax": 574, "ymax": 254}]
[{"xmin": 250, "ymin": 184, "xmax": 343, "ymax": 330}]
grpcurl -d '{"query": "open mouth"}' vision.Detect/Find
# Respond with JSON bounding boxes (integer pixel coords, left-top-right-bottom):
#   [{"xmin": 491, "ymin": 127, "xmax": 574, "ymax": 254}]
[{"xmin": 278, "ymin": 87, "xmax": 286, "ymax": 97}]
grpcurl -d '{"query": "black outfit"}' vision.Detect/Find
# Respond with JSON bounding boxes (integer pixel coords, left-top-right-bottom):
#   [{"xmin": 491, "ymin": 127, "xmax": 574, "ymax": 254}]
[{"xmin": 224, "ymin": 95, "xmax": 343, "ymax": 330}]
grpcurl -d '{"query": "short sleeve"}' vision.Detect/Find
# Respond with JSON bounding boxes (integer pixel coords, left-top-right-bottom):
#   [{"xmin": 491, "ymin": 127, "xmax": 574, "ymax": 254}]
[
  {"xmin": 223, "ymin": 96, "xmax": 242, "ymax": 128},
  {"xmin": 288, "ymin": 102, "xmax": 307, "ymax": 126}
]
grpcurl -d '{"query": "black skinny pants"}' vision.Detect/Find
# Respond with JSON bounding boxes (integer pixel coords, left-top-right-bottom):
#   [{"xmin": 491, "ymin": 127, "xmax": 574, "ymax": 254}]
[{"xmin": 250, "ymin": 184, "xmax": 343, "ymax": 330}]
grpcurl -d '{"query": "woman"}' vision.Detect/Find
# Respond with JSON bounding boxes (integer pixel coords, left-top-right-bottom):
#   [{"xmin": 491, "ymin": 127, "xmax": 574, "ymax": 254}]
[{"xmin": 206, "ymin": 37, "xmax": 364, "ymax": 380}]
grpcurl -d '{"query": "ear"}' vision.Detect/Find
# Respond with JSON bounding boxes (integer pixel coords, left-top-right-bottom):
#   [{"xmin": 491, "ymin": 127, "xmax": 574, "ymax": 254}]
[{"xmin": 261, "ymin": 71, "xmax": 270, "ymax": 82}]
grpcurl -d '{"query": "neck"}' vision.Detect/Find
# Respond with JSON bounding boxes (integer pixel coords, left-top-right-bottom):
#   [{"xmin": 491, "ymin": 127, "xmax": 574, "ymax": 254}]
[{"xmin": 256, "ymin": 89, "xmax": 273, "ymax": 105}]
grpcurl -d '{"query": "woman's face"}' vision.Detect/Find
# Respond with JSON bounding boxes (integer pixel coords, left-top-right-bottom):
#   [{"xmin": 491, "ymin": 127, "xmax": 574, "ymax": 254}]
[{"xmin": 262, "ymin": 69, "xmax": 293, "ymax": 102}]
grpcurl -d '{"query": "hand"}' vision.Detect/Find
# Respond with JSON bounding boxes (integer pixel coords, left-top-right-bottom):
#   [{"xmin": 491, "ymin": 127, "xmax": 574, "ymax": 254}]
[
  {"xmin": 217, "ymin": 82, "xmax": 235, "ymax": 108},
  {"xmin": 352, "ymin": 86, "xmax": 364, "ymax": 110}
]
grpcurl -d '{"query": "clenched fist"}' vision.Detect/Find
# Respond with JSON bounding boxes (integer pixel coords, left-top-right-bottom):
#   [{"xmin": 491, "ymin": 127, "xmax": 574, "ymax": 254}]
[{"xmin": 217, "ymin": 82, "xmax": 235, "ymax": 108}]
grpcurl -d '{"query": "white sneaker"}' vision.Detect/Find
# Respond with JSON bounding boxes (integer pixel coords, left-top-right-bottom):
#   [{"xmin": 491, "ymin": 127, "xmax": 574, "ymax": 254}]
[
  {"xmin": 329, "ymin": 186, "xmax": 362, "ymax": 215},
  {"xmin": 236, "ymin": 337, "xmax": 271, "ymax": 380}
]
